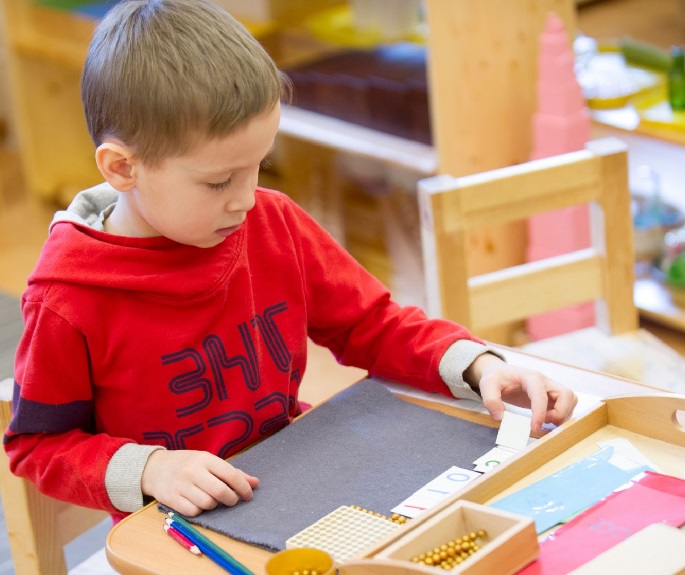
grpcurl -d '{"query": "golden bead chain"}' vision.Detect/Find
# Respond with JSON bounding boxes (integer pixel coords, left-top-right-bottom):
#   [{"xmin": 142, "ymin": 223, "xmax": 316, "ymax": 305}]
[
  {"xmin": 288, "ymin": 570, "xmax": 322, "ymax": 575},
  {"xmin": 348, "ymin": 504, "xmax": 409, "ymax": 525},
  {"xmin": 409, "ymin": 530, "xmax": 488, "ymax": 570}
]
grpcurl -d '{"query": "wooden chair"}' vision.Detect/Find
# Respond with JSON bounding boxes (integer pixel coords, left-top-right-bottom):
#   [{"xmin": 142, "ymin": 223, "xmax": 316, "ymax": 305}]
[
  {"xmin": 0, "ymin": 377, "xmax": 108, "ymax": 575},
  {"xmin": 417, "ymin": 137, "xmax": 685, "ymax": 392},
  {"xmin": 419, "ymin": 136, "xmax": 637, "ymax": 335}
]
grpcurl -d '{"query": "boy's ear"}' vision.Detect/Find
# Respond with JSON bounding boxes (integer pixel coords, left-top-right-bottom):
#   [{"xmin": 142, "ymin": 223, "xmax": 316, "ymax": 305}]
[{"xmin": 95, "ymin": 141, "xmax": 137, "ymax": 191}]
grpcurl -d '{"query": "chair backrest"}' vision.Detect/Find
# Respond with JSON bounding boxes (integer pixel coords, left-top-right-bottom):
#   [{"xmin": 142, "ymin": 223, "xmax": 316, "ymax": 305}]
[
  {"xmin": 418, "ymin": 137, "xmax": 639, "ymax": 338},
  {"xmin": 0, "ymin": 378, "xmax": 107, "ymax": 575}
]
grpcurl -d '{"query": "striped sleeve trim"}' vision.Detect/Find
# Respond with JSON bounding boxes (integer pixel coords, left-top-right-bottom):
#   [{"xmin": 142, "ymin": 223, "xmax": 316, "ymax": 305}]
[{"xmin": 7, "ymin": 380, "xmax": 92, "ymax": 437}]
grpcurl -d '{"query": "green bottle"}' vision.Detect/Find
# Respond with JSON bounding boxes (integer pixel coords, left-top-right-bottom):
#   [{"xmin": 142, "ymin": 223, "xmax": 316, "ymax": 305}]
[{"xmin": 668, "ymin": 45, "xmax": 685, "ymax": 111}]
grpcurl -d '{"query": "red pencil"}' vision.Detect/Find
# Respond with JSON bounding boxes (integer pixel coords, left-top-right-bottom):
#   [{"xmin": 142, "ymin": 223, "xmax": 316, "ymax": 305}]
[{"xmin": 164, "ymin": 522, "xmax": 203, "ymax": 556}]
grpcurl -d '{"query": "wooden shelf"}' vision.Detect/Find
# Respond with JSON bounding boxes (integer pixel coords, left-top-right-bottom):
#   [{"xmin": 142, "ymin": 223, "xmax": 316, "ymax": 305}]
[
  {"xmin": 279, "ymin": 105, "xmax": 437, "ymax": 174},
  {"xmin": 634, "ymin": 275, "xmax": 685, "ymax": 331}
]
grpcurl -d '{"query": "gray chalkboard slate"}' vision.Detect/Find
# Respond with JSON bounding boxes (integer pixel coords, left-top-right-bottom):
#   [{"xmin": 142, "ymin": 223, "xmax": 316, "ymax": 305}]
[{"xmin": 181, "ymin": 378, "xmax": 497, "ymax": 551}]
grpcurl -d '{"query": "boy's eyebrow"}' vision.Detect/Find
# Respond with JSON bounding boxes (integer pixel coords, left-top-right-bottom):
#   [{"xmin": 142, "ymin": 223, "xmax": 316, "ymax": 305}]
[{"xmin": 191, "ymin": 148, "xmax": 274, "ymax": 176}]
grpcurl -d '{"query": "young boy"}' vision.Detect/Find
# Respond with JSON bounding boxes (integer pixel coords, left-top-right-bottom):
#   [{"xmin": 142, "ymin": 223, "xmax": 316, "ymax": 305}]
[{"xmin": 4, "ymin": 0, "xmax": 577, "ymax": 523}]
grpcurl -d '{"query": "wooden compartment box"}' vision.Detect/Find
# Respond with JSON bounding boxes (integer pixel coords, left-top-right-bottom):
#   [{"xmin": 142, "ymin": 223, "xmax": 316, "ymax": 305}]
[
  {"xmin": 453, "ymin": 394, "xmax": 685, "ymax": 510},
  {"xmin": 340, "ymin": 500, "xmax": 538, "ymax": 575},
  {"xmin": 340, "ymin": 392, "xmax": 685, "ymax": 575}
]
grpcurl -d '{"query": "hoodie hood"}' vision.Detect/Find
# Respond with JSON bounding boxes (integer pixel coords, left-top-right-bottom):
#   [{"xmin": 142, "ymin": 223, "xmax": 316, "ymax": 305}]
[
  {"xmin": 29, "ymin": 184, "xmax": 242, "ymax": 299},
  {"xmin": 49, "ymin": 183, "xmax": 117, "ymax": 232}
]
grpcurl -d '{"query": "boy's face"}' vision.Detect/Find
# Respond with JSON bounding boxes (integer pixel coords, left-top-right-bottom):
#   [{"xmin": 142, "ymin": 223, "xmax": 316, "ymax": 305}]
[{"xmin": 120, "ymin": 103, "xmax": 281, "ymax": 248}]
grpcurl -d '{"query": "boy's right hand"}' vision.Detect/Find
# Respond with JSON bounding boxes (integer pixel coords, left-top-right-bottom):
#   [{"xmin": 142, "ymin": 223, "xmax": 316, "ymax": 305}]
[{"xmin": 140, "ymin": 449, "xmax": 259, "ymax": 517}]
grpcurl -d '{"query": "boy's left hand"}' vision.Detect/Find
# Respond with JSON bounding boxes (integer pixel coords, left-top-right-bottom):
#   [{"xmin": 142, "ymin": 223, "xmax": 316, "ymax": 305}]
[{"xmin": 465, "ymin": 353, "xmax": 578, "ymax": 433}]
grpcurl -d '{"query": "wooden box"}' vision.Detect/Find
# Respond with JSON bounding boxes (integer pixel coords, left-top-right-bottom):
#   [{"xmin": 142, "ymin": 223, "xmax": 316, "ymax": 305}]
[
  {"xmin": 340, "ymin": 392, "xmax": 685, "ymax": 574},
  {"xmin": 450, "ymin": 394, "xmax": 685, "ymax": 510},
  {"xmin": 340, "ymin": 500, "xmax": 537, "ymax": 575}
]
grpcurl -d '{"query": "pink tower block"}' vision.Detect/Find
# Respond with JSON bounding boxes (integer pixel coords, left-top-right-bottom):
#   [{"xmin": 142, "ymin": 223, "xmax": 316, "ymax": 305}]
[
  {"xmin": 526, "ymin": 11, "xmax": 594, "ymax": 341},
  {"xmin": 536, "ymin": 81, "xmax": 586, "ymax": 116},
  {"xmin": 531, "ymin": 109, "xmax": 592, "ymax": 159},
  {"xmin": 527, "ymin": 206, "xmax": 591, "ymax": 253},
  {"xmin": 537, "ymin": 52, "xmax": 577, "ymax": 86}
]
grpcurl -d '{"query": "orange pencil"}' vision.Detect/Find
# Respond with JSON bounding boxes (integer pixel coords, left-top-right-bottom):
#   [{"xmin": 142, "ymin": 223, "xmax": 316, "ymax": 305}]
[{"xmin": 164, "ymin": 522, "xmax": 203, "ymax": 556}]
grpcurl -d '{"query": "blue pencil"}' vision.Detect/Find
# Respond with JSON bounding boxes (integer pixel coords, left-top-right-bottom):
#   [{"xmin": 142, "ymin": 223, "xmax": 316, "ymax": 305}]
[
  {"xmin": 165, "ymin": 518, "xmax": 244, "ymax": 575},
  {"xmin": 166, "ymin": 513, "xmax": 255, "ymax": 575}
]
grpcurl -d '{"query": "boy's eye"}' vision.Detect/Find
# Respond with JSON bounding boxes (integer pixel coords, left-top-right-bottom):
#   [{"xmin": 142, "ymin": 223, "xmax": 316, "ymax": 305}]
[{"xmin": 207, "ymin": 179, "xmax": 232, "ymax": 191}]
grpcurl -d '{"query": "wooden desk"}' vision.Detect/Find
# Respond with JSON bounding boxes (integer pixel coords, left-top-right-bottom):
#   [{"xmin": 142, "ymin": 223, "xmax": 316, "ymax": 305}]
[{"xmin": 105, "ymin": 345, "xmax": 679, "ymax": 575}]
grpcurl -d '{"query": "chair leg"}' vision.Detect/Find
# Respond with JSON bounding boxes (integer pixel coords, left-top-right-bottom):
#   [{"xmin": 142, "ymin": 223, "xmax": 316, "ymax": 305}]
[
  {"xmin": 0, "ymin": 459, "xmax": 69, "ymax": 575},
  {"xmin": 1, "ymin": 390, "xmax": 69, "ymax": 575}
]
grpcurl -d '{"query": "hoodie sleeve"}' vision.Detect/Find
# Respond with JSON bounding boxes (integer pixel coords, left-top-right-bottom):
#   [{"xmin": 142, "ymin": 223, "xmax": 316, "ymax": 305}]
[
  {"xmin": 282, "ymin": 197, "xmax": 491, "ymax": 398},
  {"xmin": 3, "ymin": 298, "xmax": 134, "ymax": 513}
]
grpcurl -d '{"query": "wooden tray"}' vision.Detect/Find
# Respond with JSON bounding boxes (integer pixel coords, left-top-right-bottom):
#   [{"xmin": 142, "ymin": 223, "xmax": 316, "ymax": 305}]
[
  {"xmin": 340, "ymin": 393, "xmax": 685, "ymax": 574},
  {"xmin": 339, "ymin": 500, "xmax": 538, "ymax": 575}
]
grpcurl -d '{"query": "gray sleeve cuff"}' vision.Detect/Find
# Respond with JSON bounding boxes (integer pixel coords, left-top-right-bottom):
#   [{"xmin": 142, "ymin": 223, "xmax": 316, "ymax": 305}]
[
  {"xmin": 105, "ymin": 443, "xmax": 165, "ymax": 513},
  {"xmin": 439, "ymin": 340, "xmax": 505, "ymax": 402}
]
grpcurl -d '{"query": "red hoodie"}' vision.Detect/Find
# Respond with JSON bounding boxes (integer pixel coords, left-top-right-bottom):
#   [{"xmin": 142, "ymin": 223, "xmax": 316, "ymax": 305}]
[{"xmin": 4, "ymin": 185, "xmax": 483, "ymax": 519}]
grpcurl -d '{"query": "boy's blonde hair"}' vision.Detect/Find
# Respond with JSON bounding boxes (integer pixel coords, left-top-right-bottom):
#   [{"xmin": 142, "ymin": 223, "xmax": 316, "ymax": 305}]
[{"xmin": 81, "ymin": 0, "xmax": 287, "ymax": 166}]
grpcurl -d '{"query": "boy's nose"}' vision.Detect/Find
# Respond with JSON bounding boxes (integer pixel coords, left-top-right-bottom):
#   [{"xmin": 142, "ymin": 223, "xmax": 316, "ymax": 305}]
[{"xmin": 226, "ymin": 186, "xmax": 256, "ymax": 213}]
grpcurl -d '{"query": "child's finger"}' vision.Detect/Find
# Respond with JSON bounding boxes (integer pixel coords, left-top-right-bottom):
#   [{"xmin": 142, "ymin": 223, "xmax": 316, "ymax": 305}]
[
  {"xmin": 545, "ymin": 388, "xmax": 578, "ymax": 425},
  {"xmin": 210, "ymin": 460, "xmax": 256, "ymax": 503},
  {"xmin": 242, "ymin": 471, "xmax": 260, "ymax": 488},
  {"xmin": 194, "ymin": 473, "xmax": 240, "ymax": 508},
  {"xmin": 527, "ymin": 394, "xmax": 548, "ymax": 434},
  {"xmin": 166, "ymin": 495, "xmax": 203, "ymax": 518},
  {"xmin": 478, "ymin": 383, "xmax": 506, "ymax": 423}
]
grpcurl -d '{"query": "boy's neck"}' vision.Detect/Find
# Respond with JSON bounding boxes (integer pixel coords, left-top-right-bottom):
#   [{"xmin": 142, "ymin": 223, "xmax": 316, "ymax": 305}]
[{"xmin": 103, "ymin": 193, "xmax": 148, "ymax": 238}]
